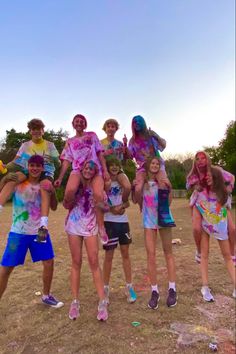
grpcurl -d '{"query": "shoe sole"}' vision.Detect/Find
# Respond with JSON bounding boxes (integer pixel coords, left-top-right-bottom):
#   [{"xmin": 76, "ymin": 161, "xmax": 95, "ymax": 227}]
[
  {"xmin": 203, "ymin": 297, "xmax": 214, "ymax": 302},
  {"xmin": 42, "ymin": 302, "xmax": 64, "ymax": 308},
  {"xmin": 167, "ymin": 295, "xmax": 178, "ymax": 308},
  {"xmin": 148, "ymin": 296, "xmax": 160, "ymax": 310}
]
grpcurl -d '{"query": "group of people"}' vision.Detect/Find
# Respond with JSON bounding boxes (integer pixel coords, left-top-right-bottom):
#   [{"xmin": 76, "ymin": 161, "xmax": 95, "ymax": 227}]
[{"xmin": 0, "ymin": 114, "xmax": 235, "ymax": 322}]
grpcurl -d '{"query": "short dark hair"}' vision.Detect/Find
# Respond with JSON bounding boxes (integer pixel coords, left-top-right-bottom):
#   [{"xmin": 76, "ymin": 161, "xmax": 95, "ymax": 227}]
[
  {"xmin": 28, "ymin": 155, "xmax": 44, "ymax": 166},
  {"xmin": 27, "ymin": 119, "xmax": 45, "ymax": 130}
]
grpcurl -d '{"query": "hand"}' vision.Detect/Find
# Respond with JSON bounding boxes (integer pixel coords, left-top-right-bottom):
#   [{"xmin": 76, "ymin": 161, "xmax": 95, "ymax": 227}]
[
  {"xmin": 206, "ymin": 172, "xmax": 213, "ymax": 187},
  {"xmin": 54, "ymin": 178, "xmax": 62, "ymax": 188},
  {"xmin": 110, "ymin": 205, "xmax": 125, "ymax": 215},
  {"xmin": 123, "ymin": 134, "xmax": 128, "ymax": 147}
]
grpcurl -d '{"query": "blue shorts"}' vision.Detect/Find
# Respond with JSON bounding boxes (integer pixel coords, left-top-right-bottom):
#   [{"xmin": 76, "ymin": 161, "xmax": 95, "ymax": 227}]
[{"xmin": 1, "ymin": 232, "xmax": 55, "ymax": 267}]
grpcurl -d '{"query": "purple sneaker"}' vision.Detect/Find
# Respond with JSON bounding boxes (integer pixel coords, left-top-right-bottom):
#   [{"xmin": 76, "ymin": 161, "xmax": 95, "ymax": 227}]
[
  {"xmin": 69, "ymin": 300, "xmax": 80, "ymax": 320},
  {"xmin": 148, "ymin": 291, "xmax": 160, "ymax": 310},
  {"xmin": 42, "ymin": 294, "xmax": 64, "ymax": 308},
  {"xmin": 97, "ymin": 300, "xmax": 108, "ymax": 321},
  {"xmin": 166, "ymin": 288, "xmax": 178, "ymax": 307}
]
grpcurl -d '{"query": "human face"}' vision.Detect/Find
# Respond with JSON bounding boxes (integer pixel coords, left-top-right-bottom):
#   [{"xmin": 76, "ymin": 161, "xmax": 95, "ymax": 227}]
[
  {"xmin": 132, "ymin": 116, "xmax": 146, "ymax": 132},
  {"xmin": 72, "ymin": 116, "xmax": 87, "ymax": 133},
  {"xmin": 29, "ymin": 128, "xmax": 44, "ymax": 142},
  {"xmin": 149, "ymin": 158, "xmax": 160, "ymax": 174},
  {"xmin": 28, "ymin": 162, "xmax": 44, "ymax": 179},
  {"xmin": 105, "ymin": 123, "xmax": 117, "ymax": 138},
  {"xmin": 108, "ymin": 163, "xmax": 120, "ymax": 177},
  {"xmin": 82, "ymin": 162, "xmax": 96, "ymax": 180},
  {"xmin": 195, "ymin": 152, "xmax": 207, "ymax": 169}
]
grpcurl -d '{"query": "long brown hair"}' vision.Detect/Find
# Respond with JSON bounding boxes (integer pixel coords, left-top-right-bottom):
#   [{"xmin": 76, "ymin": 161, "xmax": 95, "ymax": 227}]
[
  {"xmin": 187, "ymin": 151, "xmax": 212, "ymax": 189},
  {"xmin": 211, "ymin": 166, "xmax": 228, "ymax": 205}
]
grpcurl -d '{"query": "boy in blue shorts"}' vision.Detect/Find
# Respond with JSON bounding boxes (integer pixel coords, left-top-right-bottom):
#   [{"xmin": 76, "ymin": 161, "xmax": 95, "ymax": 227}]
[
  {"xmin": 0, "ymin": 155, "xmax": 63, "ymax": 308},
  {"xmin": 103, "ymin": 157, "xmax": 137, "ymax": 304}
]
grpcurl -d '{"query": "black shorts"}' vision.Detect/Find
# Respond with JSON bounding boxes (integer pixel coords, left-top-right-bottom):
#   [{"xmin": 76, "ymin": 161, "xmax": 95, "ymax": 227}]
[{"xmin": 103, "ymin": 221, "xmax": 132, "ymax": 251}]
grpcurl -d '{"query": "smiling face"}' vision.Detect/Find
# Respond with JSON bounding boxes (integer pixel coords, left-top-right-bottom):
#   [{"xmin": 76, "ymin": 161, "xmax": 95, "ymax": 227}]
[
  {"xmin": 28, "ymin": 162, "xmax": 44, "ymax": 179},
  {"xmin": 149, "ymin": 157, "xmax": 160, "ymax": 174},
  {"xmin": 81, "ymin": 161, "xmax": 97, "ymax": 180},
  {"xmin": 108, "ymin": 162, "xmax": 120, "ymax": 177},
  {"xmin": 72, "ymin": 115, "xmax": 87, "ymax": 133}
]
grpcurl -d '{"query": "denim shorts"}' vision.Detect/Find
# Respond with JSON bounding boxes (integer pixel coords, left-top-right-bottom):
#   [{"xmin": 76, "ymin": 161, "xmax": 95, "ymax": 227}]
[{"xmin": 1, "ymin": 232, "xmax": 54, "ymax": 267}]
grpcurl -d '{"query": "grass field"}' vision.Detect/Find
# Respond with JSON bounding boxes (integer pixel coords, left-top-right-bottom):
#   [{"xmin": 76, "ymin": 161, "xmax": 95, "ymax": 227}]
[{"xmin": 0, "ymin": 200, "xmax": 235, "ymax": 354}]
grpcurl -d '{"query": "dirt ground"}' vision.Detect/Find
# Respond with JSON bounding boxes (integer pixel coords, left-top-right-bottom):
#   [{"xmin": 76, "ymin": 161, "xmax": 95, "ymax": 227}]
[{"xmin": 0, "ymin": 199, "xmax": 235, "ymax": 354}]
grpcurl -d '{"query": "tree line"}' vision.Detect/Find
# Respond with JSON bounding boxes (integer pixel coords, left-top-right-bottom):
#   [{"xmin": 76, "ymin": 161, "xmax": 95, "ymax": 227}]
[{"xmin": 0, "ymin": 120, "xmax": 235, "ymax": 197}]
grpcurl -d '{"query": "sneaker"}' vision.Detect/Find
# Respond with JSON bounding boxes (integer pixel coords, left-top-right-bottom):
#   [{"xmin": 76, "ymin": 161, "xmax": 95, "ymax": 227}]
[
  {"xmin": 231, "ymin": 256, "xmax": 236, "ymax": 267},
  {"xmin": 195, "ymin": 250, "xmax": 201, "ymax": 264},
  {"xmin": 97, "ymin": 300, "xmax": 108, "ymax": 321},
  {"xmin": 35, "ymin": 226, "xmax": 48, "ymax": 243},
  {"xmin": 125, "ymin": 286, "xmax": 137, "ymax": 303},
  {"xmin": 232, "ymin": 289, "xmax": 236, "ymax": 299},
  {"xmin": 104, "ymin": 286, "xmax": 110, "ymax": 305},
  {"xmin": 166, "ymin": 288, "xmax": 178, "ymax": 307},
  {"xmin": 69, "ymin": 300, "xmax": 80, "ymax": 320},
  {"xmin": 99, "ymin": 227, "xmax": 109, "ymax": 245},
  {"xmin": 148, "ymin": 291, "xmax": 160, "ymax": 310},
  {"xmin": 201, "ymin": 286, "xmax": 214, "ymax": 302},
  {"xmin": 42, "ymin": 294, "xmax": 64, "ymax": 308}
]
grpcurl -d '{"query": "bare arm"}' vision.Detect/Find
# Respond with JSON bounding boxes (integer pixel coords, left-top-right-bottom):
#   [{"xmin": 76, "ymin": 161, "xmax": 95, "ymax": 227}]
[
  {"xmin": 54, "ymin": 159, "xmax": 71, "ymax": 187},
  {"xmin": 149, "ymin": 129, "xmax": 166, "ymax": 150},
  {"xmin": 50, "ymin": 188, "xmax": 58, "ymax": 211},
  {"xmin": 98, "ymin": 151, "xmax": 110, "ymax": 181}
]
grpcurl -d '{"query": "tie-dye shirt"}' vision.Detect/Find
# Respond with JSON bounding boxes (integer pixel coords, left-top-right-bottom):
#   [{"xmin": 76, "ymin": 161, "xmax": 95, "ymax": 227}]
[
  {"xmin": 10, "ymin": 181, "xmax": 41, "ymax": 235},
  {"xmin": 142, "ymin": 181, "xmax": 158, "ymax": 229},
  {"xmin": 61, "ymin": 132, "xmax": 103, "ymax": 173},
  {"xmin": 15, "ymin": 139, "xmax": 59, "ymax": 178},
  {"xmin": 128, "ymin": 135, "xmax": 165, "ymax": 171},
  {"xmin": 104, "ymin": 181, "xmax": 128, "ymax": 223},
  {"xmin": 65, "ymin": 186, "xmax": 98, "ymax": 237},
  {"xmin": 100, "ymin": 137, "xmax": 124, "ymax": 161},
  {"xmin": 195, "ymin": 190, "xmax": 228, "ymax": 240}
]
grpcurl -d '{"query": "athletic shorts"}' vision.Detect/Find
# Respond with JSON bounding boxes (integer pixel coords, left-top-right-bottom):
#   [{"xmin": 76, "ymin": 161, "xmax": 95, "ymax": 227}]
[
  {"xmin": 103, "ymin": 222, "xmax": 131, "ymax": 251},
  {"xmin": 1, "ymin": 232, "xmax": 54, "ymax": 267}
]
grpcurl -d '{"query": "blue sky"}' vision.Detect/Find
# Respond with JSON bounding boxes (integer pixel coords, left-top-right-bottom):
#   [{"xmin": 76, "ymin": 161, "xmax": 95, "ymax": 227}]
[{"xmin": 0, "ymin": 0, "xmax": 234, "ymax": 157}]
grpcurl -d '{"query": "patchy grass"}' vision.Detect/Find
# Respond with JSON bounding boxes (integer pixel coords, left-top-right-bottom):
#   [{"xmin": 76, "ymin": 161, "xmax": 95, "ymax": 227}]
[{"xmin": 0, "ymin": 200, "xmax": 235, "ymax": 354}]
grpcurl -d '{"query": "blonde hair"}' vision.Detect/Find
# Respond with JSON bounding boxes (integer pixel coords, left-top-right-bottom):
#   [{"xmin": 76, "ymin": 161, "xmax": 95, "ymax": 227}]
[{"xmin": 102, "ymin": 118, "xmax": 119, "ymax": 131}]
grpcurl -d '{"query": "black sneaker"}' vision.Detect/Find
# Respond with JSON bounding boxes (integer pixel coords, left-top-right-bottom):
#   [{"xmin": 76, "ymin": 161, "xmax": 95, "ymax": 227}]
[
  {"xmin": 35, "ymin": 226, "xmax": 48, "ymax": 243},
  {"xmin": 166, "ymin": 288, "xmax": 177, "ymax": 307},
  {"xmin": 148, "ymin": 291, "xmax": 160, "ymax": 309}
]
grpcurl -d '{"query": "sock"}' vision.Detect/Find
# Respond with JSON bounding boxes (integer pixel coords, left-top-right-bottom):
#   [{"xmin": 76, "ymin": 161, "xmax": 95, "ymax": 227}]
[
  {"xmin": 72, "ymin": 299, "xmax": 79, "ymax": 304},
  {"xmin": 126, "ymin": 283, "xmax": 132, "ymax": 289},
  {"xmin": 104, "ymin": 285, "xmax": 109, "ymax": 290},
  {"xmin": 42, "ymin": 294, "xmax": 49, "ymax": 299},
  {"xmin": 0, "ymin": 205, "xmax": 3, "ymax": 212},
  {"xmin": 169, "ymin": 282, "xmax": 176, "ymax": 291},
  {"xmin": 40, "ymin": 216, "xmax": 48, "ymax": 228},
  {"xmin": 202, "ymin": 285, "xmax": 209, "ymax": 291},
  {"xmin": 151, "ymin": 285, "xmax": 159, "ymax": 293}
]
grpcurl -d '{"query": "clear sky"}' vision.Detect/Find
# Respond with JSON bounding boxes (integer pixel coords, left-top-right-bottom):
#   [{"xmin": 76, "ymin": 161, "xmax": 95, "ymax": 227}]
[{"xmin": 0, "ymin": 0, "xmax": 234, "ymax": 157}]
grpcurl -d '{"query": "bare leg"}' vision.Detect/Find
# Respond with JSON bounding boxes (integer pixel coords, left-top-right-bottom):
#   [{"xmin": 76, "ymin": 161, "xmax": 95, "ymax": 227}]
[
  {"xmin": 0, "ymin": 266, "xmax": 14, "ymax": 299},
  {"xmin": 117, "ymin": 173, "xmax": 131, "ymax": 203},
  {"xmin": 144, "ymin": 228, "xmax": 157, "ymax": 285},
  {"xmin": 227, "ymin": 210, "xmax": 236, "ymax": 257},
  {"xmin": 64, "ymin": 172, "xmax": 81, "ymax": 207},
  {"xmin": 218, "ymin": 239, "xmax": 235, "ymax": 286},
  {"xmin": 42, "ymin": 259, "xmax": 54, "ymax": 295},
  {"xmin": 120, "ymin": 245, "xmax": 132, "ymax": 283},
  {"xmin": 159, "ymin": 228, "xmax": 176, "ymax": 283},
  {"xmin": 192, "ymin": 206, "xmax": 202, "ymax": 254},
  {"xmin": 134, "ymin": 171, "xmax": 146, "ymax": 209},
  {"xmin": 200, "ymin": 231, "xmax": 210, "ymax": 286},
  {"xmin": 84, "ymin": 235, "xmax": 105, "ymax": 301},
  {"xmin": 103, "ymin": 249, "xmax": 115, "ymax": 285},
  {"xmin": 67, "ymin": 234, "xmax": 83, "ymax": 300}
]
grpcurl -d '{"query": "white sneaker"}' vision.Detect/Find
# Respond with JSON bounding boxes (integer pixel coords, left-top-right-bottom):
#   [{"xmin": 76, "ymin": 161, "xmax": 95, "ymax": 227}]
[
  {"xmin": 232, "ymin": 289, "xmax": 236, "ymax": 299},
  {"xmin": 201, "ymin": 286, "xmax": 214, "ymax": 302}
]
